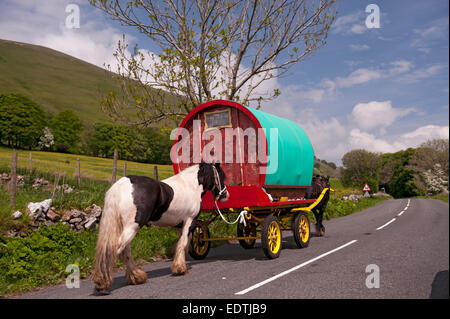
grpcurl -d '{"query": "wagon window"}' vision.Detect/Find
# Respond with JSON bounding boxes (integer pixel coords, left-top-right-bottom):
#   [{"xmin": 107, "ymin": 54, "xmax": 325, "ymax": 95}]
[{"xmin": 204, "ymin": 109, "xmax": 231, "ymax": 129}]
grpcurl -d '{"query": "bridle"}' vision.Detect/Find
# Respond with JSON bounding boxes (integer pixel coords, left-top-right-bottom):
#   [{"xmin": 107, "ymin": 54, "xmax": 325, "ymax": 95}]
[{"xmin": 212, "ymin": 165, "xmax": 227, "ymax": 199}]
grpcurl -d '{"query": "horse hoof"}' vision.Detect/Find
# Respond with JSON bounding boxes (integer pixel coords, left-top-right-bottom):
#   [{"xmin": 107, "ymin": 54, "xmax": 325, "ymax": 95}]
[
  {"xmin": 127, "ymin": 268, "xmax": 148, "ymax": 285},
  {"xmin": 171, "ymin": 264, "xmax": 188, "ymax": 276}
]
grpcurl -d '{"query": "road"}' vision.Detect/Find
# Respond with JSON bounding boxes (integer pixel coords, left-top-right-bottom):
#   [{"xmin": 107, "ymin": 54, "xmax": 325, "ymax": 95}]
[{"xmin": 16, "ymin": 198, "xmax": 449, "ymax": 299}]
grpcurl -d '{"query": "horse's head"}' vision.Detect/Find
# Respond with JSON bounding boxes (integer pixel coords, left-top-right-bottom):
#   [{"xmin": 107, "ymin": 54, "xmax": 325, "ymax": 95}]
[
  {"xmin": 198, "ymin": 162, "xmax": 229, "ymax": 202},
  {"xmin": 319, "ymin": 175, "xmax": 330, "ymax": 188}
]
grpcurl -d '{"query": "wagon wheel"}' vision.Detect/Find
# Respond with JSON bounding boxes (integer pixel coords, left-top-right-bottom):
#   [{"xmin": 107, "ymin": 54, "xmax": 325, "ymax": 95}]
[
  {"xmin": 188, "ymin": 224, "xmax": 211, "ymax": 260},
  {"xmin": 261, "ymin": 216, "xmax": 282, "ymax": 259},
  {"xmin": 292, "ymin": 212, "xmax": 310, "ymax": 248},
  {"xmin": 237, "ymin": 222, "xmax": 257, "ymax": 249}
]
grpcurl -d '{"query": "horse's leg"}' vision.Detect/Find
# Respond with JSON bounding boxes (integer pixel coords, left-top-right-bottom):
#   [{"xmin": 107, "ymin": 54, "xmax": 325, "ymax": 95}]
[
  {"xmin": 171, "ymin": 218, "xmax": 193, "ymax": 275},
  {"xmin": 312, "ymin": 208, "xmax": 321, "ymax": 236},
  {"xmin": 119, "ymin": 244, "xmax": 147, "ymax": 285},
  {"xmin": 117, "ymin": 223, "xmax": 148, "ymax": 285},
  {"xmin": 318, "ymin": 206, "xmax": 325, "ymax": 237}
]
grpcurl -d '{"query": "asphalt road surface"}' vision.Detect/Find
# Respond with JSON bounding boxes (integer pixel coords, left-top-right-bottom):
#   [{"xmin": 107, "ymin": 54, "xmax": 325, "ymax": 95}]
[{"xmin": 16, "ymin": 198, "xmax": 449, "ymax": 299}]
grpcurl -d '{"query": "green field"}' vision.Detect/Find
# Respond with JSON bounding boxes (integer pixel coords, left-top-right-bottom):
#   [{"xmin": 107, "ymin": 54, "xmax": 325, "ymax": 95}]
[
  {"xmin": 0, "ymin": 39, "xmax": 180, "ymax": 128},
  {"xmin": 0, "ymin": 39, "xmax": 120, "ymax": 124},
  {"xmin": 0, "ymin": 146, "xmax": 174, "ymax": 182}
]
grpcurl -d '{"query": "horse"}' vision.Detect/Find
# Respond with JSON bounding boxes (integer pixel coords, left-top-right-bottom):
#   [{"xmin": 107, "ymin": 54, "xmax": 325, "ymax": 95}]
[
  {"xmin": 90, "ymin": 162, "xmax": 229, "ymax": 294},
  {"xmin": 306, "ymin": 175, "xmax": 330, "ymax": 237}
]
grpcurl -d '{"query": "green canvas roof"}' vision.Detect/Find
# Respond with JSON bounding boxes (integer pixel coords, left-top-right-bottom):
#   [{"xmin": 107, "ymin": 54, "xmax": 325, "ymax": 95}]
[{"xmin": 248, "ymin": 108, "xmax": 314, "ymax": 187}]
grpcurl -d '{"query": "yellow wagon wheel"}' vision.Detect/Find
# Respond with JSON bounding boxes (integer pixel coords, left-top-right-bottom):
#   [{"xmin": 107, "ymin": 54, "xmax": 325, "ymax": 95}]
[
  {"xmin": 188, "ymin": 224, "xmax": 211, "ymax": 260},
  {"xmin": 261, "ymin": 216, "xmax": 282, "ymax": 259},
  {"xmin": 292, "ymin": 212, "xmax": 310, "ymax": 248}
]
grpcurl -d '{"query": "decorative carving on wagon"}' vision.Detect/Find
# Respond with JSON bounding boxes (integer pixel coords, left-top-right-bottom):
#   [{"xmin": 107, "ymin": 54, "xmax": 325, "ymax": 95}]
[{"xmin": 170, "ymin": 100, "xmax": 333, "ymax": 261}]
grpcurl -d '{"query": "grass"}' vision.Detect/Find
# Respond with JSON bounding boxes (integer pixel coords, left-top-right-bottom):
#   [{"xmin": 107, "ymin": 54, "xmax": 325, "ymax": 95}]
[
  {"xmin": 0, "ymin": 146, "xmax": 174, "ymax": 182},
  {"xmin": 418, "ymin": 193, "xmax": 449, "ymax": 203},
  {"xmin": 0, "ymin": 39, "xmax": 181, "ymax": 128}
]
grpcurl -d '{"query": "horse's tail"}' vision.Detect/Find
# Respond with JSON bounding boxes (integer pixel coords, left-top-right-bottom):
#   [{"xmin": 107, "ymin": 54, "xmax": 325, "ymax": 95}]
[{"xmin": 91, "ymin": 184, "xmax": 124, "ymax": 293}]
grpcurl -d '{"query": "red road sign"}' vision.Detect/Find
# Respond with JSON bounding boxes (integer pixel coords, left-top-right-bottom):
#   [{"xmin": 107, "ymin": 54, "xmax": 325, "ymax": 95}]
[{"xmin": 363, "ymin": 184, "xmax": 371, "ymax": 191}]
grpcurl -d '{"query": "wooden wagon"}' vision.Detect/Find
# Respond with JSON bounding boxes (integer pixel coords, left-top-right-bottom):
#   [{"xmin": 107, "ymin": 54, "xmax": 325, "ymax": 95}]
[{"xmin": 171, "ymin": 100, "xmax": 330, "ymax": 259}]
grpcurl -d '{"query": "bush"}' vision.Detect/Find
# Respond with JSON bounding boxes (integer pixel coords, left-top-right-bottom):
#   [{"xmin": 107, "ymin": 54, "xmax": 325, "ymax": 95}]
[{"xmin": 0, "ymin": 224, "xmax": 96, "ymax": 295}]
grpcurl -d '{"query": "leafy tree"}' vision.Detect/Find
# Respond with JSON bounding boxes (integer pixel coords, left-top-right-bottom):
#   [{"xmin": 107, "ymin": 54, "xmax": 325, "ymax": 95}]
[
  {"xmin": 0, "ymin": 93, "xmax": 47, "ymax": 149},
  {"xmin": 90, "ymin": 0, "xmax": 338, "ymax": 126},
  {"xmin": 340, "ymin": 149, "xmax": 381, "ymax": 192},
  {"xmin": 38, "ymin": 127, "xmax": 55, "ymax": 151},
  {"xmin": 49, "ymin": 110, "xmax": 84, "ymax": 153},
  {"xmin": 380, "ymin": 148, "xmax": 423, "ymax": 198},
  {"xmin": 85, "ymin": 123, "xmax": 172, "ymax": 164},
  {"xmin": 410, "ymin": 139, "xmax": 449, "ymax": 194}
]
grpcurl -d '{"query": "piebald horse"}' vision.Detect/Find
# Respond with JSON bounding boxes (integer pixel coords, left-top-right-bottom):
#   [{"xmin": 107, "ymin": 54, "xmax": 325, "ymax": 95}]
[{"xmin": 91, "ymin": 162, "xmax": 229, "ymax": 294}]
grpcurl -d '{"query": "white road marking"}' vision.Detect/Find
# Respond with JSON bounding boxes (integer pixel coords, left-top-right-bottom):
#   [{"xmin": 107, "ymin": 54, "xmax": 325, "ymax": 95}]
[
  {"xmin": 397, "ymin": 210, "xmax": 405, "ymax": 216},
  {"xmin": 404, "ymin": 206, "xmax": 408, "ymax": 210},
  {"xmin": 234, "ymin": 240, "xmax": 358, "ymax": 295},
  {"xmin": 376, "ymin": 218, "xmax": 396, "ymax": 230}
]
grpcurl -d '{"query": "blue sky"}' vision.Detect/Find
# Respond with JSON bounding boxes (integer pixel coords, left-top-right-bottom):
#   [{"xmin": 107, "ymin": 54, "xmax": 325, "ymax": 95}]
[{"xmin": 0, "ymin": 0, "xmax": 448, "ymax": 164}]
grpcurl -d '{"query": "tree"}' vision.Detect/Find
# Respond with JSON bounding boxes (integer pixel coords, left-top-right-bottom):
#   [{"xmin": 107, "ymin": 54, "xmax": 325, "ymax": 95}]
[
  {"xmin": 49, "ymin": 110, "xmax": 84, "ymax": 153},
  {"xmin": 410, "ymin": 138, "xmax": 449, "ymax": 194},
  {"xmin": 340, "ymin": 149, "xmax": 381, "ymax": 192},
  {"xmin": 0, "ymin": 93, "xmax": 47, "ymax": 149},
  {"xmin": 90, "ymin": 0, "xmax": 338, "ymax": 126},
  {"xmin": 38, "ymin": 127, "xmax": 55, "ymax": 151}
]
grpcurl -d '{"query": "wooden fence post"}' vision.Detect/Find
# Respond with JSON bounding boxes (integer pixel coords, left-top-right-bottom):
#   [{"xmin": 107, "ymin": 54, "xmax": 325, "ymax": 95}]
[
  {"xmin": 77, "ymin": 157, "xmax": 81, "ymax": 188},
  {"xmin": 123, "ymin": 162, "xmax": 127, "ymax": 176},
  {"xmin": 10, "ymin": 151, "xmax": 18, "ymax": 207},
  {"xmin": 153, "ymin": 165, "xmax": 159, "ymax": 180},
  {"xmin": 111, "ymin": 149, "xmax": 118, "ymax": 184}
]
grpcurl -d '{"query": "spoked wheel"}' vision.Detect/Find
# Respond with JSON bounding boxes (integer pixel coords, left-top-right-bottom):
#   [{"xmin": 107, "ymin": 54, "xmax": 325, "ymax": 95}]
[
  {"xmin": 188, "ymin": 224, "xmax": 211, "ymax": 260},
  {"xmin": 237, "ymin": 222, "xmax": 257, "ymax": 249},
  {"xmin": 261, "ymin": 216, "xmax": 282, "ymax": 259},
  {"xmin": 292, "ymin": 212, "xmax": 310, "ymax": 248}
]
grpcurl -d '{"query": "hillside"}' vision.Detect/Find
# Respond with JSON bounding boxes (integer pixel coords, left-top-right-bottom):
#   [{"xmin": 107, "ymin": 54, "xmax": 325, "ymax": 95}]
[
  {"xmin": 0, "ymin": 39, "xmax": 123, "ymax": 123},
  {"xmin": 0, "ymin": 39, "xmax": 180, "ymax": 128}
]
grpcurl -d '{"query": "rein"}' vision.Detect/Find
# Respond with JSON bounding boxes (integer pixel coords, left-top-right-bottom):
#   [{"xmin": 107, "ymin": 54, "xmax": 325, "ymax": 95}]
[{"xmin": 211, "ymin": 166, "xmax": 247, "ymax": 225}]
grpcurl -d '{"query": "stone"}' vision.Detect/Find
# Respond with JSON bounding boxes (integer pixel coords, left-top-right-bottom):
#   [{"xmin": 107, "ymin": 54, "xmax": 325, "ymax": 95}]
[
  {"xmin": 69, "ymin": 217, "xmax": 82, "ymax": 224},
  {"xmin": 12, "ymin": 211, "xmax": 23, "ymax": 219},
  {"xmin": 46, "ymin": 209, "xmax": 60, "ymax": 222},
  {"xmin": 84, "ymin": 216, "xmax": 97, "ymax": 230},
  {"xmin": 69, "ymin": 209, "xmax": 83, "ymax": 219},
  {"xmin": 27, "ymin": 199, "xmax": 52, "ymax": 220}
]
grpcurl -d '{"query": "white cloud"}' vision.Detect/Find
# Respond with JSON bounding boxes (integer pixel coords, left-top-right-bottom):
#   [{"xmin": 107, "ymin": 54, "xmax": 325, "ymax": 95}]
[
  {"xmin": 349, "ymin": 129, "xmax": 405, "ymax": 153},
  {"xmin": 0, "ymin": 0, "xmax": 131, "ymax": 70},
  {"xmin": 351, "ymin": 100, "xmax": 415, "ymax": 131},
  {"xmin": 411, "ymin": 18, "xmax": 449, "ymax": 53},
  {"xmin": 400, "ymin": 125, "xmax": 449, "ymax": 147},
  {"xmin": 333, "ymin": 12, "xmax": 366, "ymax": 35},
  {"xmin": 349, "ymin": 44, "xmax": 370, "ymax": 51},
  {"xmin": 399, "ymin": 64, "xmax": 446, "ymax": 83},
  {"xmin": 335, "ymin": 68, "xmax": 382, "ymax": 88}
]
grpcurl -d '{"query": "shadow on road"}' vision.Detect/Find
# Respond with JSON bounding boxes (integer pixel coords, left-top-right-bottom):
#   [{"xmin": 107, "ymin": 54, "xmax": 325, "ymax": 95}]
[
  {"xmin": 429, "ymin": 270, "xmax": 449, "ymax": 299},
  {"xmin": 103, "ymin": 232, "xmax": 323, "ymax": 295}
]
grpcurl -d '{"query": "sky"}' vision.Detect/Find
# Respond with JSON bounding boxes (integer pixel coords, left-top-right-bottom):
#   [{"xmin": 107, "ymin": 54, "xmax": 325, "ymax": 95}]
[{"xmin": 0, "ymin": 0, "xmax": 448, "ymax": 165}]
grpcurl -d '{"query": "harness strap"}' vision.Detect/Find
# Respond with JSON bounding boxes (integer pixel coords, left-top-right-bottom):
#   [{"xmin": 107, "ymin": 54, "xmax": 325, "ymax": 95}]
[{"xmin": 214, "ymin": 200, "xmax": 248, "ymax": 226}]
